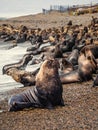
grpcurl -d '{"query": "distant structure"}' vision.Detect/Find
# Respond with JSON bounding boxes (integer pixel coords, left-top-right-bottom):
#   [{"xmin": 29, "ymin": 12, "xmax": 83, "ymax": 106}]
[
  {"xmin": 42, "ymin": 5, "xmax": 68, "ymax": 14},
  {"xmin": 42, "ymin": 3, "xmax": 98, "ymax": 15},
  {"xmin": 42, "ymin": 9, "xmax": 50, "ymax": 14},
  {"xmin": 50, "ymin": 5, "xmax": 68, "ymax": 12}
]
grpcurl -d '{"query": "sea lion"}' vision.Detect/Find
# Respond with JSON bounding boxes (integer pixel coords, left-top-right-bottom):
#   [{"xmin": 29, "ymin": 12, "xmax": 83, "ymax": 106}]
[
  {"xmin": 8, "ymin": 58, "xmax": 64, "ymax": 111},
  {"xmin": 78, "ymin": 48, "xmax": 97, "ymax": 81},
  {"xmin": 2, "ymin": 53, "xmax": 33, "ymax": 74},
  {"xmin": 6, "ymin": 68, "xmax": 35, "ymax": 86},
  {"xmin": 60, "ymin": 49, "xmax": 97, "ymax": 84},
  {"xmin": 15, "ymin": 32, "xmax": 27, "ymax": 43},
  {"xmin": 4, "ymin": 35, "xmax": 16, "ymax": 42},
  {"xmin": 27, "ymin": 44, "xmax": 55, "ymax": 56},
  {"xmin": 26, "ymin": 42, "xmax": 41, "ymax": 52},
  {"xmin": 29, "ymin": 53, "xmax": 45, "ymax": 65},
  {"xmin": 60, "ymin": 70, "xmax": 80, "ymax": 84},
  {"xmin": 53, "ymin": 44, "xmax": 63, "ymax": 58},
  {"xmin": 60, "ymin": 58, "xmax": 74, "ymax": 74},
  {"xmin": 67, "ymin": 49, "xmax": 79, "ymax": 66},
  {"xmin": 61, "ymin": 33, "xmax": 77, "ymax": 53},
  {"xmin": 35, "ymin": 58, "xmax": 64, "ymax": 108},
  {"xmin": 80, "ymin": 45, "xmax": 98, "ymax": 59}
]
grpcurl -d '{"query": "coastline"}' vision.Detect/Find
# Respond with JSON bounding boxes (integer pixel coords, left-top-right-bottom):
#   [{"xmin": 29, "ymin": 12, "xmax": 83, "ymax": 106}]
[
  {"xmin": 0, "ymin": 12, "xmax": 98, "ymax": 29},
  {"xmin": 0, "ymin": 12, "xmax": 98, "ymax": 130}
]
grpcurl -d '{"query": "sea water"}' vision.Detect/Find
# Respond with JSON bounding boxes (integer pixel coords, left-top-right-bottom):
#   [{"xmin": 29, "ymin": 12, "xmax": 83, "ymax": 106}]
[{"xmin": 0, "ymin": 41, "xmax": 37, "ymax": 100}]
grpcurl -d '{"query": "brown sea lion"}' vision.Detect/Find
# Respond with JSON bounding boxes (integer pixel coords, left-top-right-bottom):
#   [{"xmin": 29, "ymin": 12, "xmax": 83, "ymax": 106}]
[
  {"xmin": 8, "ymin": 58, "xmax": 64, "ymax": 111},
  {"xmin": 60, "ymin": 49, "xmax": 97, "ymax": 84},
  {"xmin": 53, "ymin": 44, "xmax": 63, "ymax": 58},
  {"xmin": 78, "ymin": 49, "xmax": 97, "ymax": 81},
  {"xmin": 80, "ymin": 46, "xmax": 97, "ymax": 70},
  {"xmin": 6, "ymin": 68, "xmax": 35, "ymax": 86},
  {"xmin": 60, "ymin": 58, "xmax": 74, "ymax": 74},
  {"xmin": 60, "ymin": 70, "xmax": 80, "ymax": 84},
  {"xmin": 35, "ymin": 58, "xmax": 64, "ymax": 108},
  {"xmin": 80, "ymin": 45, "xmax": 98, "ymax": 59}
]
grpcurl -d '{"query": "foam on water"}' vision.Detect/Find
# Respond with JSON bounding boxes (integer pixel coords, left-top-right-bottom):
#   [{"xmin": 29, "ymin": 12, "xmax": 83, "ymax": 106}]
[{"xmin": 0, "ymin": 41, "xmax": 32, "ymax": 99}]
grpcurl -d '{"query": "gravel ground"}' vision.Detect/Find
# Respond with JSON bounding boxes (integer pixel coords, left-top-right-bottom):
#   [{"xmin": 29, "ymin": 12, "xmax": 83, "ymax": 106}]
[
  {"xmin": 0, "ymin": 12, "xmax": 98, "ymax": 130},
  {"xmin": 0, "ymin": 81, "xmax": 98, "ymax": 130}
]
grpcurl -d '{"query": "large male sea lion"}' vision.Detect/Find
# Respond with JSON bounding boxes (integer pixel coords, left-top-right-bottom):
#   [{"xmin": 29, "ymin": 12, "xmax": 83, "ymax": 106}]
[{"xmin": 8, "ymin": 58, "xmax": 64, "ymax": 111}]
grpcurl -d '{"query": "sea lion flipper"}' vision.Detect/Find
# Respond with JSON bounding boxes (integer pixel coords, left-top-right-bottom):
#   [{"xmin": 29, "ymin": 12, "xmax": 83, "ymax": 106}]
[
  {"xmin": 60, "ymin": 98, "xmax": 65, "ymax": 106},
  {"xmin": 46, "ymin": 102, "xmax": 54, "ymax": 109}
]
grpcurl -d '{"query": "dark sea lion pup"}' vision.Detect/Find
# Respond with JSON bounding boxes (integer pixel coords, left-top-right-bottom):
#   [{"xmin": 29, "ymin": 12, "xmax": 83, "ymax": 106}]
[{"xmin": 8, "ymin": 58, "xmax": 64, "ymax": 111}]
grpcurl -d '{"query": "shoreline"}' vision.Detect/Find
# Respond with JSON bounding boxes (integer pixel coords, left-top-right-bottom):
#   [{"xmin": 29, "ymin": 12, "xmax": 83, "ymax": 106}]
[
  {"xmin": 0, "ymin": 12, "xmax": 98, "ymax": 29},
  {"xmin": 0, "ymin": 12, "xmax": 98, "ymax": 130},
  {"xmin": 0, "ymin": 41, "xmax": 31, "ymax": 101}
]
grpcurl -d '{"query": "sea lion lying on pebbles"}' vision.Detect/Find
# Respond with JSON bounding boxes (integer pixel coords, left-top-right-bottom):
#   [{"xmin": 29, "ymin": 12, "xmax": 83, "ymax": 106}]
[
  {"xmin": 60, "ymin": 48, "xmax": 97, "ymax": 84},
  {"xmin": 6, "ymin": 68, "xmax": 35, "ymax": 87}
]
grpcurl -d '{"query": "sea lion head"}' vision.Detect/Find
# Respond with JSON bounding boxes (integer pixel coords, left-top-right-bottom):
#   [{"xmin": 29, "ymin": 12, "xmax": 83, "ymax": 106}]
[
  {"xmin": 61, "ymin": 58, "xmax": 72, "ymax": 68},
  {"xmin": 6, "ymin": 68, "xmax": 21, "ymax": 82},
  {"xmin": 22, "ymin": 53, "xmax": 33, "ymax": 65},
  {"xmin": 6, "ymin": 68, "xmax": 16, "ymax": 76},
  {"xmin": 84, "ymin": 47, "xmax": 97, "ymax": 71},
  {"xmin": 60, "ymin": 58, "xmax": 74, "ymax": 74},
  {"xmin": 53, "ymin": 44, "xmax": 63, "ymax": 58},
  {"xmin": 42, "ymin": 58, "xmax": 60, "ymax": 69},
  {"xmin": 36, "ymin": 58, "xmax": 60, "ymax": 82}
]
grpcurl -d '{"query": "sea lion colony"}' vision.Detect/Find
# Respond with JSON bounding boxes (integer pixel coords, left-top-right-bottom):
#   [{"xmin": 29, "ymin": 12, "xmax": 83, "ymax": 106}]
[{"xmin": 1, "ymin": 16, "xmax": 98, "ymax": 111}]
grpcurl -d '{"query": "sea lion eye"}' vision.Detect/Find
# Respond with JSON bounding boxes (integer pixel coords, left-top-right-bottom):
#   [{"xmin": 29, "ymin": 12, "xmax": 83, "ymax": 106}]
[
  {"xmin": 87, "ymin": 56, "xmax": 91, "ymax": 60},
  {"xmin": 47, "ymin": 60, "xmax": 52, "ymax": 65}
]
